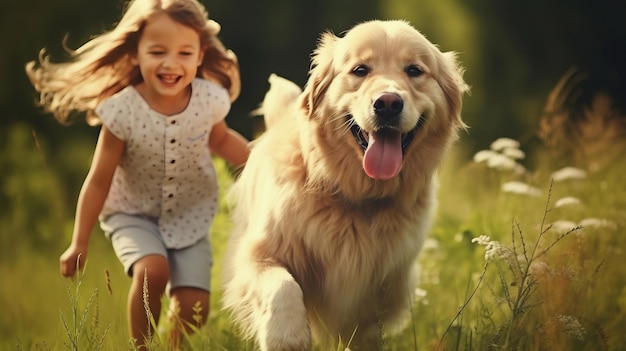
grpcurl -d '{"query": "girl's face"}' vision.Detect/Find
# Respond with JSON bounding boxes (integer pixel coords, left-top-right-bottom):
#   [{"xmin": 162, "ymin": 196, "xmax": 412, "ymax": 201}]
[{"xmin": 133, "ymin": 12, "xmax": 204, "ymax": 101}]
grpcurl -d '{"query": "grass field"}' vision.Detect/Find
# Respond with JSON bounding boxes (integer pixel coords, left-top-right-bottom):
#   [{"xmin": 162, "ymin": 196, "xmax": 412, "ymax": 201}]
[{"xmin": 2, "ymin": 131, "xmax": 624, "ymax": 351}]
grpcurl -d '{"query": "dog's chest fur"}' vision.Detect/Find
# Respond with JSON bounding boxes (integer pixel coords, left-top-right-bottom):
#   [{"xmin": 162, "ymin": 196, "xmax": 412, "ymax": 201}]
[{"xmin": 260, "ymin": 178, "xmax": 431, "ymax": 316}]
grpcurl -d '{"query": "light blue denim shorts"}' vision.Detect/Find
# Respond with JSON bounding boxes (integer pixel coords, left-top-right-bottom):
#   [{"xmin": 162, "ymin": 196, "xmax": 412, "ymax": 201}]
[{"xmin": 100, "ymin": 213, "xmax": 212, "ymax": 293}]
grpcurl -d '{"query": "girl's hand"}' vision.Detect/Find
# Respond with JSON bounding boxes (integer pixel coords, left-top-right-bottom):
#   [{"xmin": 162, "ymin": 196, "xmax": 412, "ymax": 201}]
[
  {"xmin": 58, "ymin": 126, "xmax": 124, "ymax": 278},
  {"xmin": 59, "ymin": 243, "xmax": 87, "ymax": 277}
]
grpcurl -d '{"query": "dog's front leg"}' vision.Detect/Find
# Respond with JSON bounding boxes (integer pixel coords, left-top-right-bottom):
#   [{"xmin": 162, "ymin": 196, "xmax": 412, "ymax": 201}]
[{"xmin": 254, "ymin": 266, "xmax": 312, "ymax": 351}]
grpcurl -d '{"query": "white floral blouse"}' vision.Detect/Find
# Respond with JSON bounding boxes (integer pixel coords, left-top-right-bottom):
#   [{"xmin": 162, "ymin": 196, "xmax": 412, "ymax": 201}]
[{"xmin": 97, "ymin": 78, "xmax": 230, "ymax": 249}]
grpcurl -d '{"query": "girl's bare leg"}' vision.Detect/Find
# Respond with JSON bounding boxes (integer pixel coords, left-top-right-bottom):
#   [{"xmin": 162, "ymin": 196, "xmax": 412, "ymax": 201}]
[
  {"xmin": 128, "ymin": 254, "xmax": 170, "ymax": 349},
  {"xmin": 168, "ymin": 287, "xmax": 210, "ymax": 348}
]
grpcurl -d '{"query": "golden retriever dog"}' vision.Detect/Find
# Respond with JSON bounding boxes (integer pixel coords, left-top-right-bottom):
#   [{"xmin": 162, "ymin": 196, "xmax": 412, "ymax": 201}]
[{"xmin": 222, "ymin": 20, "xmax": 468, "ymax": 350}]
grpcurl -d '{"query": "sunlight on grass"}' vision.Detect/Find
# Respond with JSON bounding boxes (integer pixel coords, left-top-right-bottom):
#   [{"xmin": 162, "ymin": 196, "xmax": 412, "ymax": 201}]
[
  {"xmin": 3, "ymin": 137, "xmax": 625, "ymax": 350},
  {"xmin": 60, "ymin": 258, "xmax": 109, "ymax": 351}
]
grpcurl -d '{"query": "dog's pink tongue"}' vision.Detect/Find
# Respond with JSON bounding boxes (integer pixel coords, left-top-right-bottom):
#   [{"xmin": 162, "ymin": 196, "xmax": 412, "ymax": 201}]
[{"xmin": 363, "ymin": 130, "xmax": 403, "ymax": 180}]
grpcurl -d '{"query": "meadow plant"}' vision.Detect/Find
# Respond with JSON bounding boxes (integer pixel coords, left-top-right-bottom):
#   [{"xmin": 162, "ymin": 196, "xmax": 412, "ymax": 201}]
[
  {"xmin": 60, "ymin": 256, "xmax": 109, "ymax": 351},
  {"xmin": 551, "ymin": 167, "xmax": 587, "ymax": 182},
  {"xmin": 435, "ymin": 138, "xmax": 622, "ymax": 350},
  {"xmin": 553, "ymin": 196, "xmax": 582, "ymax": 208},
  {"xmin": 472, "ymin": 137, "xmax": 527, "ymax": 175},
  {"xmin": 7, "ymin": 138, "xmax": 624, "ymax": 351},
  {"xmin": 501, "ymin": 181, "xmax": 542, "ymax": 197},
  {"xmin": 437, "ymin": 179, "xmax": 590, "ymax": 350},
  {"xmin": 142, "ymin": 269, "xmax": 154, "ymax": 342}
]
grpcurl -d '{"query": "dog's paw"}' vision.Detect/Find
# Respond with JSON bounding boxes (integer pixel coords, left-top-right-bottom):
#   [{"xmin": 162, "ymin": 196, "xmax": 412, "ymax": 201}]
[{"xmin": 256, "ymin": 272, "xmax": 311, "ymax": 351}]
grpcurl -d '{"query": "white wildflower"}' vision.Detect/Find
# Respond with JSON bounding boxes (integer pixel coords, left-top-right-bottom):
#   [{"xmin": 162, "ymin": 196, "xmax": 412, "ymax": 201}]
[
  {"xmin": 554, "ymin": 196, "xmax": 582, "ymax": 208},
  {"xmin": 486, "ymin": 153, "xmax": 525, "ymax": 173},
  {"xmin": 471, "ymin": 235, "xmax": 491, "ymax": 245},
  {"xmin": 501, "ymin": 181, "xmax": 542, "ymax": 197},
  {"xmin": 414, "ymin": 287, "xmax": 428, "ymax": 299},
  {"xmin": 473, "ymin": 148, "xmax": 526, "ymax": 174},
  {"xmin": 557, "ymin": 315, "xmax": 586, "ymax": 341},
  {"xmin": 551, "ymin": 167, "xmax": 587, "ymax": 182},
  {"xmin": 548, "ymin": 220, "xmax": 578, "ymax": 234},
  {"xmin": 579, "ymin": 218, "xmax": 616, "ymax": 229},
  {"xmin": 490, "ymin": 137, "xmax": 520, "ymax": 151},
  {"xmin": 511, "ymin": 163, "xmax": 527, "ymax": 175},
  {"xmin": 422, "ymin": 238, "xmax": 440, "ymax": 250},
  {"xmin": 502, "ymin": 147, "xmax": 526, "ymax": 160},
  {"xmin": 473, "ymin": 149, "xmax": 501, "ymax": 163},
  {"xmin": 472, "ymin": 235, "xmax": 512, "ymax": 262},
  {"xmin": 484, "ymin": 241, "xmax": 509, "ymax": 261},
  {"xmin": 487, "ymin": 153, "xmax": 518, "ymax": 170},
  {"xmin": 414, "ymin": 287, "xmax": 429, "ymax": 305}
]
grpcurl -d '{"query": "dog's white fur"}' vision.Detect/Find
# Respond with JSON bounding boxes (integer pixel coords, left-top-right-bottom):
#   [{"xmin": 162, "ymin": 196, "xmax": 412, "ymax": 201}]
[{"xmin": 222, "ymin": 20, "xmax": 468, "ymax": 350}]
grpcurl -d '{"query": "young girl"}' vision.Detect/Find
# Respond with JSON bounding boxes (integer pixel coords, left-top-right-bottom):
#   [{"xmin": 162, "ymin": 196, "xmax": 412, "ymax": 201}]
[{"xmin": 25, "ymin": 0, "xmax": 249, "ymax": 348}]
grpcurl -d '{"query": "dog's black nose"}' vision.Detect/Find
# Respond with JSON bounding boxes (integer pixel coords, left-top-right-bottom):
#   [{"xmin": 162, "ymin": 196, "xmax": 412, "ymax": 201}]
[{"xmin": 373, "ymin": 93, "xmax": 403, "ymax": 118}]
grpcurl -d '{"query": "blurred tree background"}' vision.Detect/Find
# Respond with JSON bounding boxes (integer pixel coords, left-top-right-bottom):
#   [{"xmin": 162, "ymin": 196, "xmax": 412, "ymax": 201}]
[{"xmin": 1, "ymin": 0, "xmax": 625, "ymax": 252}]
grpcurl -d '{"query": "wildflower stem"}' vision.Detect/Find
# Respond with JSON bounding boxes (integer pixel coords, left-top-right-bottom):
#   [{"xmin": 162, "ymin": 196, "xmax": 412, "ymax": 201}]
[
  {"xmin": 503, "ymin": 180, "xmax": 554, "ymax": 346},
  {"xmin": 521, "ymin": 180, "xmax": 553, "ymax": 289},
  {"xmin": 530, "ymin": 179, "xmax": 554, "ymax": 260},
  {"xmin": 440, "ymin": 263, "xmax": 489, "ymax": 344},
  {"xmin": 535, "ymin": 226, "xmax": 583, "ymax": 259},
  {"xmin": 142, "ymin": 268, "xmax": 154, "ymax": 342}
]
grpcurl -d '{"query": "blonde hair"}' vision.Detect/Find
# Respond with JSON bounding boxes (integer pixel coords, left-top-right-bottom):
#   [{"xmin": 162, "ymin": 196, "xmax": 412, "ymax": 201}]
[{"xmin": 25, "ymin": 0, "xmax": 240, "ymax": 125}]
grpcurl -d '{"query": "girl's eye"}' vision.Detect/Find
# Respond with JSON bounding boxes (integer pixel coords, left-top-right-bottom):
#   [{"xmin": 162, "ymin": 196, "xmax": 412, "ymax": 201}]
[
  {"xmin": 149, "ymin": 51, "xmax": 165, "ymax": 56},
  {"xmin": 352, "ymin": 64, "xmax": 370, "ymax": 77},
  {"xmin": 180, "ymin": 52, "xmax": 193, "ymax": 56}
]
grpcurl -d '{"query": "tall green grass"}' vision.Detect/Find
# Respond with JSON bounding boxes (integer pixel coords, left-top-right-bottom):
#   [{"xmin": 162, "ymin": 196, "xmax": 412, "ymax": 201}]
[{"xmin": 2, "ymin": 130, "xmax": 624, "ymax": 350}]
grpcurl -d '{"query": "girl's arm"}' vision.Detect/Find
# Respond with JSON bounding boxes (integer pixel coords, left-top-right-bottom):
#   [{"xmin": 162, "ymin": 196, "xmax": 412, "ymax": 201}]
[
  {"xmin": 208, "ymin": 120, "xmax": 250, "ymax": 168},
  {"xmin": 60, "ymin": 126, "xmax": 125, "ymax": 277}
]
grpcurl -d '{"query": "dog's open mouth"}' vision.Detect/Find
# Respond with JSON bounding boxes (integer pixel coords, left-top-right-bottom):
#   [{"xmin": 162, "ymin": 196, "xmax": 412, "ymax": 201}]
[{"xmin": 350, "ymin": 116, "xmax": 424, "ymax": 180}]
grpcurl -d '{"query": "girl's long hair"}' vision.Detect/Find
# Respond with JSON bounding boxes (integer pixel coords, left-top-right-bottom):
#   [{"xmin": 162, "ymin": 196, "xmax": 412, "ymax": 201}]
[{"xmin": 25, "ymin": 0, "xmax": 240, "ymax": 125}]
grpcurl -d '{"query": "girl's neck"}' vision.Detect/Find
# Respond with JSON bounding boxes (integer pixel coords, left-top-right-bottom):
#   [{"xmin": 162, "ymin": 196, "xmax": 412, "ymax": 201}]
[{"xmin": 134, "ymin": 82, "xmax": 193, "ymax": 116}]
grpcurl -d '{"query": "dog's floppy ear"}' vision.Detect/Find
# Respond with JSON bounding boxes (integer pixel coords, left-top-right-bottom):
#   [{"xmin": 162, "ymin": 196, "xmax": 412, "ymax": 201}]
[
  {"xmin": 437, "ymin": 51, "xmax": 469, "ymax": 128},
  {"xmin": 300, "ymin": 31, "xmax": 338, "ymax": 118}
]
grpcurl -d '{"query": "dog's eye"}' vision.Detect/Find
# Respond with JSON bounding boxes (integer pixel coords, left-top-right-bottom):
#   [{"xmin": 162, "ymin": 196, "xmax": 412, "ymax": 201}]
[
  {"xmin": 405, "ymin": 65, "xmax": 424, "ymax": 77},
  {"xmin": 352, "ymin": 65, "xmax": 370, "ymax": 77}
]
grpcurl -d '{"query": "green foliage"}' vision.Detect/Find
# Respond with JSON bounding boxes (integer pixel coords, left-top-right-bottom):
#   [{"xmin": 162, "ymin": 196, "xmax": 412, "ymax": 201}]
[
  {"xmin": 0, "ymin": 124, "xmax": 66, "ymax": 254},
  {"xmin": 60, "ymin": 259, "xmax": 109, "ymax": 351},
  {"xmin": 9, "ymin": 0, "xmax": 625, "ymax": 150},
  {"xmin": 6, "ymin": 1, "xmax": 625, "ymax": 349},
  {"xmin": 3, "ymin": 136, "xmax": 625, "ymax": 350}
]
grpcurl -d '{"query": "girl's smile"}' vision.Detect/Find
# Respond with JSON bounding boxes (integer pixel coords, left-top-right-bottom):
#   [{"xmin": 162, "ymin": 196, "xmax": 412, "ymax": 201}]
[
  {"xmin": 27, "ymin": 1, "xmax": 247, "ymax": 348},
  {"xmin": 132, "ymin": 12, "xmax": 204, "ymax": 114}
]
